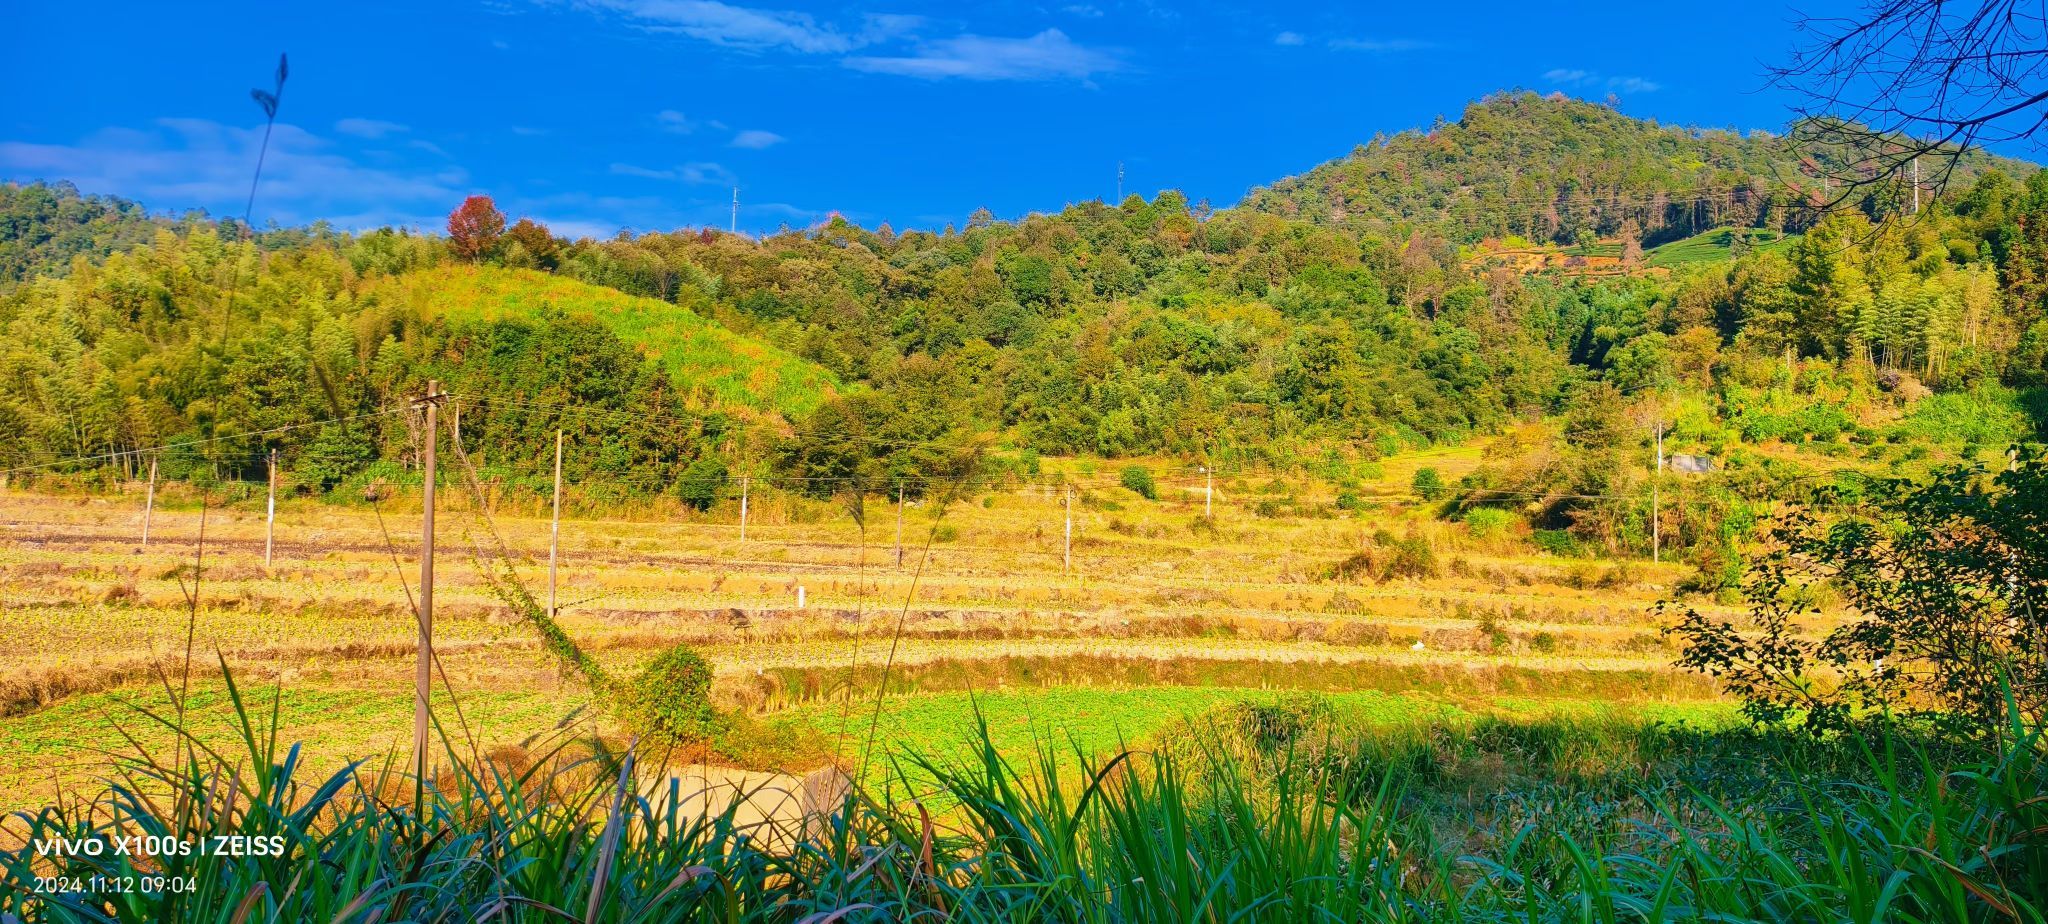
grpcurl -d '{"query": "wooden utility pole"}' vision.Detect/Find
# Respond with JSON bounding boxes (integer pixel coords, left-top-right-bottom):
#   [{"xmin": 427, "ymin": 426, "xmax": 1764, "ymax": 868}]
[
  {"xmin": 1062, "ymin": 486, "xmax": 1073, "ymax": 576},
  {"xmin": 1912, "ymin": 157, "xmax": 1920, "ymax": 215},
  {"xmin": 738, "ymin": 475, "xmax": 749, "ymax": 542},
  {"xmin": 548, "ymin": 429, "xmax": 563, "ymax": 619},
  {"xmin": 1651, "ymin": 422, "xmax": 1664, "ymax": 564},
  {"xmin": 414, "ymin": 380, "xmax": 441, "ymax": 782},
  {"xmin": 895, "ymin": 484, "xmax": 905, "ymax": 568},
  {"xmin": 142, "ymin": 455, "xmax": 158, "ymax": 548},
  {"xmin": 263, "ymin": 448, "xmax": 277, "ymax": 569}
]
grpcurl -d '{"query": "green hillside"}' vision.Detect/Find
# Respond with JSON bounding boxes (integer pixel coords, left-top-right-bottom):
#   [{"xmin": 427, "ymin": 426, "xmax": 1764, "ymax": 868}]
[
  {"xmin": 1240, "ymin": 91, "xmax": 2025, "ymax": 247},
  {"xmin": 0, "ymin": 181, "xmax": 166, "ymax": 288},
  {"xmin": 386, "ymin": 265, "xmax": 839, "ymax": 418}
]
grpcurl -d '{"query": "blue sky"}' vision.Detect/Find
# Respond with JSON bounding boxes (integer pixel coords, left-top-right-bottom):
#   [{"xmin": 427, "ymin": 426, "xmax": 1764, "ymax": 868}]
[{"xmin": 2, "ymin": 0, "xmax": 1872, "ymax": 237}]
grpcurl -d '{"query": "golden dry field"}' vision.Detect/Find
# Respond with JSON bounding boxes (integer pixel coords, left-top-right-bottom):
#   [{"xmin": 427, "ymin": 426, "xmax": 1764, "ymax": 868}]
[{"xmin": 0, "ymin": 445, "xmax": 1739, "ymax": 811}]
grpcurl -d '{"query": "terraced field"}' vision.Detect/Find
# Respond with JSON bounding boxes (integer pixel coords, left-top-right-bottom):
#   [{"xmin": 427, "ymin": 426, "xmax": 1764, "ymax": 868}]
[{"xmin": 0, "ymin": 445, "xmax": 1739, "ymax": 809}]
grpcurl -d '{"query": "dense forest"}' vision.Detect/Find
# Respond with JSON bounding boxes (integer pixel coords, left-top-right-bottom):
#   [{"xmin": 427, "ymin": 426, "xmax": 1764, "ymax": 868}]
[
  {"xmin": 1243, "ymin": 92, "xmax": 2027, "ymax": 246},
  {"xmin": 0, "ymin": 180, "xmax": 169, "ymax": 287},
  {"xmin": 3, "ymin": 91, "xmax": 2046, "ymax": 572}
]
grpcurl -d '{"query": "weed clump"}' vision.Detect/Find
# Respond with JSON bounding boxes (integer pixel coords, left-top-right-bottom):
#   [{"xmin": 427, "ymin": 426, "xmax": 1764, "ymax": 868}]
[
  {"xmin": 625, "ymin": 644, "xmax": 724, "ymax": 745},
  {"xmin": 1119, "ymin": 465, "xmax": 1157, "ymax": 500},
  {"xmin": 1326, "ymin": 531, "xmax": 1441, "ymax": 582}
]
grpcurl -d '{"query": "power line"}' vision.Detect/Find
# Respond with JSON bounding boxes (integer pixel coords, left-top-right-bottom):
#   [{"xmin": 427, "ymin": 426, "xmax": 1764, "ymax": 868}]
[{"xmin": 0, "ymin": 406, "xmax": 410, "ymax": 477}]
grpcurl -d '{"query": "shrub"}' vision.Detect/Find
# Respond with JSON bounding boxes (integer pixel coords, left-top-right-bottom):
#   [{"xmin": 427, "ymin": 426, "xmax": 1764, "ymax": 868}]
[
  {"xmin": 1668, "ymin": 449, "xmax": 2048, "ymax": 732},
  {"xmin": 1411, "ymin": 467, "xmax": 1446, "ymax": 501},
  {"xmin": 1119, "ymin": 466, "xmax": 1158, "ymax": 500},
  {"xmin": 1327, "ymin": 551, "xmax": 1377, "ymax": 582},
  {"xmin": 933, "ymin": 523, "xmax": 960, "ymax": 542},
  {"xmin": 675, "ymin": 457, "xmax": 728, "ymax": 511},
  {"xmin": 1385, "ymin": 536, "xmax": 1440, "ymax": 580},
  {"xmin": 626, "ymin": 644, "xmax": 722, "ymax": 745},
  {"xmin": 1531, "ymin": 529, "xmax": 1581, "ymax": 558},
  {"xmin": 1464, "ymin": 507, "xmax": 1513, "ymax": 540}
]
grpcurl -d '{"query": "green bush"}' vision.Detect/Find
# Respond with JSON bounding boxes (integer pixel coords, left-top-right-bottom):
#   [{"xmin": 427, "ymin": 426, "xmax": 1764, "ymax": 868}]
[
  {"xmin": 675, "ymin": 457, "xmax": 728, "ymax": 511},
  {"xmin": 626, "ymin": 644, "xmax": 722, "ymax": 744},
  {"xmin": 1892, "ymin": 384, "xmax": 2032, "ymax": 447},
  {"xmin": 1411, "ymin": 467, "xmax": 1446, "ymax": 501},
  {"xmin": 1464, "ymin": 507, "xmax": 1513, "ymax": 539},
  {"xmin": 1120, "ymin": 465, "xmax": 1158, "ymax": 500},
  {"xmin": 1531, "ymin": 528, "xmax": 1582, "ymax": 558}
]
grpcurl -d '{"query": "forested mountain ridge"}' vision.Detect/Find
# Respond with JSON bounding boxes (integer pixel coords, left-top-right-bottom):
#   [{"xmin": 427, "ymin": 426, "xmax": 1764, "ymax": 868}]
[{"xmin": 1239, "ymin": 92, "xmax": 2028, "ymax": 247}]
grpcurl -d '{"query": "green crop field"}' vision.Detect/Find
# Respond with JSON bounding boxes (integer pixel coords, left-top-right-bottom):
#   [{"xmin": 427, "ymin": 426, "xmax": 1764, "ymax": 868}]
[{"xmin": 1645, "ymin": 226, "xmax": 1800, "ymax": 268}]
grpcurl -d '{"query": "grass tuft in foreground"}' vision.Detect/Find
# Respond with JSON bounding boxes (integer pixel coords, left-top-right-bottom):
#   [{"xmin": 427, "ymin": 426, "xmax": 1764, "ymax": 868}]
[{"xmin": 4, "ymin": 669, "xmax": 2046, "ymax": 922}]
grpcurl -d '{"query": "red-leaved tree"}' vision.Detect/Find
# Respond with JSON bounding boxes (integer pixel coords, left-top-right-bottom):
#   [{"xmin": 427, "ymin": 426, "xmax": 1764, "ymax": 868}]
[{"xmin": 447, "ymin": 195, "xmax": 506, "ymax": 262}]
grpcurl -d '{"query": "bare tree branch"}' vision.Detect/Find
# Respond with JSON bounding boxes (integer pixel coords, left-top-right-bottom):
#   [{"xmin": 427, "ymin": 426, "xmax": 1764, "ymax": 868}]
[{"xmin": 1775, "ymin": 1, "xmax": 2045, "ymax": 204}]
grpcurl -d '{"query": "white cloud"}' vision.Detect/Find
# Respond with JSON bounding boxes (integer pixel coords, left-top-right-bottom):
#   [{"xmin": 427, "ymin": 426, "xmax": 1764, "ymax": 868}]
[
  {"xmin": 560, "ymin": 1, "xmax": 1119, "ymax": 85},
  {"xmin": 609, "ymin": 160, "xmax": 735, "ymax": 184},
  {"xmin": 572, "ymin": 0, "xmax": 893, "ymax": 53},
  {"xmin": 1542, "ymin": 69, "xmax": 1661, "ymax": 93},
  {"xmin": 656, "ymin": 109, "xmax": 695, "ymax": 134},
  {"xmin": 842, "ymin": 29, "xmax": 1122, "ymax": 81},
  {"xmin": 511, "ymin": 126, "xmax": 547, "ymax": 136},
  {"xmin": 729, "ymin": 129, "xmax": 784, "ymax": 149},
  {"xmin": 0, "ymin": 118, "xmax": 463, "ymax": 230},
  {"xmin": 745, "ymin": 200, "xmax": 827, "ymax": 221},
  {"xmin": 335, "ymin": 117, "xmax": 408, "ymax": 138},
  {"xmin": 1328, "ymin": 37, "xmax": 1430, "ymax": 52},
  {"xmin": 610, "ymin": 162, "xmax": 678, "ymax": 179},
  {"xmin": 1273, "ymin": 31, "xmax": 1304, "ymax": 46},
  {"xmin": 536, "ymin": 217, "xmax": 618, "ymax": 240},
  {"xmin": 677, "ymin": 161, "xmax": 735, "ymax": 184}
]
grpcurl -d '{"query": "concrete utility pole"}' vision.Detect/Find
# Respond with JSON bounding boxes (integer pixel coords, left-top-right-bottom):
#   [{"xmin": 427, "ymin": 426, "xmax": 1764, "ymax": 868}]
[
  {"xmin": 731, "ymin": 187, "xmax": 739, "ymax": 234},
  {"xmin": 264, "ymin": 448, "xmax": 277, "ymax": 569},
  {"xmin": 1116, "ymin": 162, "xmax": 1124, "ymax": 202},
  {"xmin": 1651, "ymin": 422, "xmax": 1664, "ymax": 564},
  {"xmin": 895, "ymin": 485, "xmax": 906, "ymax": 568},
  {"xmin": 738, "ymin": 475, "xmax": 749, "ymax": 542},
  {"xmin": 142, "ymin": 455, "xmax": 158, "ymax": 548},
  {"xmin": 1204, "ymin": 465, "xmax": 1213, "ymax": 518},
  {"xmin": 548, "ymin": 429, "xmax": 563, "ymax": 618},
  {"xmin": 1063, "ymin": 486, "xmax": 1073, "ymax": 576},
  {"xmin": 414, "ymin": 380, "xmax": 441, "ymax": 783}
]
